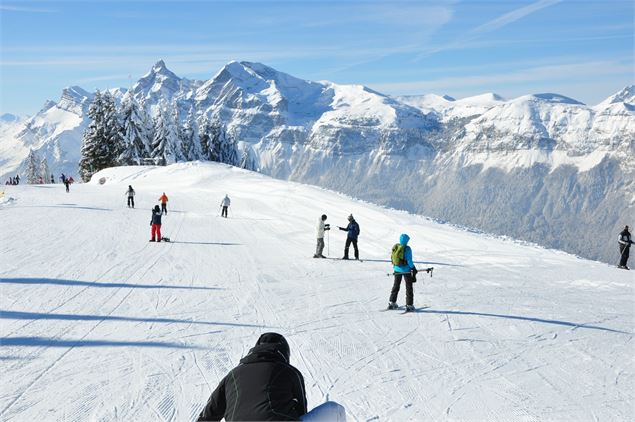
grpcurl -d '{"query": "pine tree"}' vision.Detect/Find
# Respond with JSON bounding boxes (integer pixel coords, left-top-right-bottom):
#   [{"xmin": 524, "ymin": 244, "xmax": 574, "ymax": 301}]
[
  {"xmin": 79, "ymin": 90, "xmax": 106, "ymax": 181},
  {"xmin": 119, "ymin": 92, "xmax": 150, "ymax": 165},
  {"xmin": 207, "ymin": 117, "xmax": 223, "ymax": 162},
  {"xmin": 25, "ymin": 149, "xmax": 40, "ymax": 184},
  {"xmin": 39, "ymin": 156, "xmax": 50, "ymax": 183},
  {"xmin": 102, "ymin": 91, "xmax": 123, "ymax": 167},
  {"xmin": 239, "ymin": 147, "xmax": 256, "ymax": 170},
  {"xmin": 219, "ymin": 125, "xmax": 239, "ymax": 166},
  {"xmin": 169, "ymin": 100, "xmax": 186, "ymax": 163},
  {"xmin": 196, "ymin": 115, "xmax": 238, "ymax": 165},
  {"xmin": 181, "ymin": 107, "xmax": 200, "ymax": 161},
  {"xmin": 151, "ymin": 100, "xmax": 184, "ymax": 165},
  {"xmin": 197, "ymin": 114, "xmax": 213, "ymax": 161},
  {"xmin": 151, "ymin": 105, "xmax": 167, "ymax": 166}
]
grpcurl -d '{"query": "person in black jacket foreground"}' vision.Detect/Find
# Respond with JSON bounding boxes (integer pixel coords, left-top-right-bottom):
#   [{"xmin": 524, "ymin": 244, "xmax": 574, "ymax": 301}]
[{"xmin": 198, "ymin": 332, "xmax": 307, "ymax": 421}]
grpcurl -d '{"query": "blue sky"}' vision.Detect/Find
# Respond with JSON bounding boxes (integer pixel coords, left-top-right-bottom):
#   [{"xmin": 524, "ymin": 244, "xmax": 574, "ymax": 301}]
[{"xmin": 1, "ymin": 0, "xmax": 633, "ymax": 115}]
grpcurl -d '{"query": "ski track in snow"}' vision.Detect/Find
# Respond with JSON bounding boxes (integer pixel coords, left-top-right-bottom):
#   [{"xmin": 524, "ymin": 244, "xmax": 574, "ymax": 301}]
[{"xmin": 0, "ymin": 162, "xmax": 633, "ymax": 421}]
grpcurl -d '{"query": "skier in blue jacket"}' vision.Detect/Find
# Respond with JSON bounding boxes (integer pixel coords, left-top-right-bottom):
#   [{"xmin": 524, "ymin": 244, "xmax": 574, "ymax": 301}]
[
  {"xmin": 388, "ymin": 234, "xmax": 417, "ymax": 312},
  {"xmin": 338, "ymin": 214, "xmax": 360, "ymax": 260}
]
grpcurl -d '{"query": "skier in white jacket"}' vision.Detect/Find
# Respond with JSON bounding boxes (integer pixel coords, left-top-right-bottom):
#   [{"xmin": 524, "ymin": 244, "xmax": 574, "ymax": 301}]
[
  {"xmin": 220, "ymin": 194, "xmax": 231, "ymax": 218},
  {"xmin": 313, "ymin": 214, "xmax": 329, "ymax": 258}
]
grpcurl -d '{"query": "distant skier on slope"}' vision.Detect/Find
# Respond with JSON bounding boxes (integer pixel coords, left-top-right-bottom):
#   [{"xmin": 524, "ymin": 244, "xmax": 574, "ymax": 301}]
[
  {"xmin": 197, "ymin": 332, "xmax": 307, "ymax": 421},
  {"xmin": 618, "ymin": 225, "xmax": 633, "ymax": 270},
  {"xmin": 64, "ymin": 178, "xmax": 71, "ymax": 193},
  {"xmin": 126, "ymin": 185, "xmax": 135, "ymax": 208},
  {"xmin": 338, "ymin": 214, "xmax": 360, "ymax": 260},
  {"xmin": 314, "ymin": 214, "xmax": 330, "ymax": 258},
  {"xmin": 158, "ymin": 192, "xmax": 168, "ymax": 215},
  {"xmin": 388, "ymin": 234, "xmax": 419, "ymax": 312},
  {"xmin": 220, "ymin": 194, "xmax": 231, "ymax": 218},
  {"xmin": 50, "ymin": 175, "xmax": 54, "ymax": 184},
  {"xmin": 150, "ymin": 205, "xmax": 163, "ymax": 242}
]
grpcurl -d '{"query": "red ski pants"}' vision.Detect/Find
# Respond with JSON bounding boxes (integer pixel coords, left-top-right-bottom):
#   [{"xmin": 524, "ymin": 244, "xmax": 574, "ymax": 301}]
[{"xmin": 151, "ymin": 224, "xmax": 162, "ymax": 241}]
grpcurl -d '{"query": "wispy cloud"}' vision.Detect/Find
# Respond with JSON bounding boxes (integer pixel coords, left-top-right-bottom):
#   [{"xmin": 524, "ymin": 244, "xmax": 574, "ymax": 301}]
[
  {"xmin": 414, "ymin": 0, "xmax": 563, "ymax": 61},
  {"xmin": 370, "ymin": 59, "xmax": 633, "ymax": 96},
  {"xmin": 471, "ymin": 0, "xmax": 562, "ymax": 34},
  {"xmin": 0, "ymin": 4, "xmax": 56, "ymax": 13}
]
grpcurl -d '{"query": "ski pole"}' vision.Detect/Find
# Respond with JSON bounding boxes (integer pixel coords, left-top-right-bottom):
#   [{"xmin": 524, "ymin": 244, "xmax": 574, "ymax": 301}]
[
  {"xmin": 386, "ymin": 267, "xmax": 434, "ymax": 277},
  {"xmin": 327, "ymin": 230, "xmax": 330, "ymax": 256}
]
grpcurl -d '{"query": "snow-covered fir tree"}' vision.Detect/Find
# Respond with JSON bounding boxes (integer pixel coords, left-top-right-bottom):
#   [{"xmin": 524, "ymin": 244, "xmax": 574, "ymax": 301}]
[
  {"xmin": 197, "ymin": 114, "xmax": 213, "ymax": 161},
  {"xmin": 119, "ymin": 92, "xmax": 151, "ymax": 165},
  {"xmin": 196, "ymin": 115, "xmax": 238, "ymax": 165},
  {"xmin": 151, "ymin": 100, "xmax": 184, "ymax": 165},
  {"xmin": 25, "ymin": 149, "xmax": 41, "ymax": 184},
  {"xmin": 79, "ymin": 91, "xmax": 106, "ymax": 181},
  {"xmin": 239, "ymin": 147, "xmax": 256, "ymax": 170},
  {"xmin": 205, "ymin": 117, "xmax": 223, "ymax": 162},
  {"xmin": 79, "ymin": 91, "xmax": 124, "ymax": 181},
  {"xmin": 39, "ymin": 156, "xmax": 50, "ymax": 183},
  {"xmin": 219, "ymin": 126, "xmax": 239, "ymax": 166},
  {"xmin": 102, "ymin": 91, "xmax": 124, "ymax": 166},
  {"xmin": 181, "ymin": 107, "xmax": 200, "ymax": 161}
]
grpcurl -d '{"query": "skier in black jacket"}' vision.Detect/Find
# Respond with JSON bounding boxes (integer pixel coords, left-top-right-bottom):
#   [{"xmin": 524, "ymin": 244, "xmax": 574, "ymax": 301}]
[
  {"xmin": 198, "ymin": 332, "xmax": 307, "ymax": 421},
  {"xmin": 339, "ymin": 214, "xmax": 360, "ymax": 260},
  {"xmin": 618, "ymin": 225, "xmax": 633, "ymax": 269}
]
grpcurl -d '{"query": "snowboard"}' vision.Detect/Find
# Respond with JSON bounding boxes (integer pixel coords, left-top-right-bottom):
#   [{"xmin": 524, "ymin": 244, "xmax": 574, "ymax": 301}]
[{"xmin": 301, "ymin": 401, "xmax": 346, "ymax": 421}]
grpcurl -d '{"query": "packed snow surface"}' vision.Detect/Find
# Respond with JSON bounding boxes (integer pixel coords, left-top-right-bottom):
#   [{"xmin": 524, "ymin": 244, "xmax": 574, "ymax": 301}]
[{"xmin": 1, "ymin": 162, "xmax": 632, "ymax": 421}]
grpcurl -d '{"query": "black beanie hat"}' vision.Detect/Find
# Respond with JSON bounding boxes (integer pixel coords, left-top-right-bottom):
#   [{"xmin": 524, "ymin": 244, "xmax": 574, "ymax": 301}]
[{"xmin": 256, "ymin": 332, "xmax": 290, "ymax": 362}]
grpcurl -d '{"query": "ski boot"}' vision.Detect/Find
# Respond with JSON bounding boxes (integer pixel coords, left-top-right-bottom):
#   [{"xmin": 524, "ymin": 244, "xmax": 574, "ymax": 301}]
[
  {"xmin": 387, "ymin": 302, "xmax": 398, "ymax": 310},
  {"xmin": 405, "ymin": 305, "xmax": 416, "ymax": 312}
]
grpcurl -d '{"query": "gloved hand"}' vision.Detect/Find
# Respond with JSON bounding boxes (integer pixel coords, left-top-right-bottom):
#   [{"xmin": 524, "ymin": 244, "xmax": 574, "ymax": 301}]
[{"xmin": 411, "ymin": 267, "xmax": 418, "ymax": 276}]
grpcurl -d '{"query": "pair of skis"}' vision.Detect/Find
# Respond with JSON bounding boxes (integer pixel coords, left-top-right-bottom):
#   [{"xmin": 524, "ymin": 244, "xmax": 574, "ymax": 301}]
[{"xmin": 381, "ymin": 305, "xmax": 429, "ymax": 314}]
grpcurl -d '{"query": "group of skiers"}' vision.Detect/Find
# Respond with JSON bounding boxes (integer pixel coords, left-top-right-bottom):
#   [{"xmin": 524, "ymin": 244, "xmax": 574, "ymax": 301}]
[
  {"xmin": 4, "ymin": 175, "xmax": 20, "ymax": 185},
  {"xmin": 124, "ymin": 186, "xmax": 233, "ymax": 243},
  {"xmin": 313, "ymin": 213, "xmax": 431, "ymax": 312},
  {"xmin": 60, "ymin": 174, "xmax": 74, "ymax": 192},
  {"xmin": 4, "ymin": 173, "xmax": 75, "ymax": 191},
  {"xmin": 313, "ymin": 214, "xmax": 360, "ymax": 260}
]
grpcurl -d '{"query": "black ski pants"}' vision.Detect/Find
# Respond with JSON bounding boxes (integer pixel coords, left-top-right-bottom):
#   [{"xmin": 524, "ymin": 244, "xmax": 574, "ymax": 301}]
[
  {"xmin": 221, "ymin": 206, "xmax": 228, "ymax": 218},
  {"xmin": 127, "ymin": 196, "xmax": 134, "ymax": 208},
  {"xmin": 619, "ymin": 244, "xmax": 630, "ymax": 267},
  {"xmin": 390, "ymin": 273, "xmax": 415, "ymax": 306},
  {"xmin": 344, "ymin": 238, "xmax": 358, "ymax": 259},
  {"xmin": 161, "ymin": 203, "xmax": 168, "ymax": 215}
]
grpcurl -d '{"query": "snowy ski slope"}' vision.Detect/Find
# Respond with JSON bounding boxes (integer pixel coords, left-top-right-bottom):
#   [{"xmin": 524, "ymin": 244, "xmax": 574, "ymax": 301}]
[{"xmin": 0, "ymin": 162, "xmax": 633, "ymax": 421}]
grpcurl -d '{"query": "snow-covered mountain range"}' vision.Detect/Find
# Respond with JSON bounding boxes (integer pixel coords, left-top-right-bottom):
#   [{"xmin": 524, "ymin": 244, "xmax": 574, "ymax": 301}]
[{"xmin": 1, "ymin": 60, "xmax": 633, "ymax": 264}]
